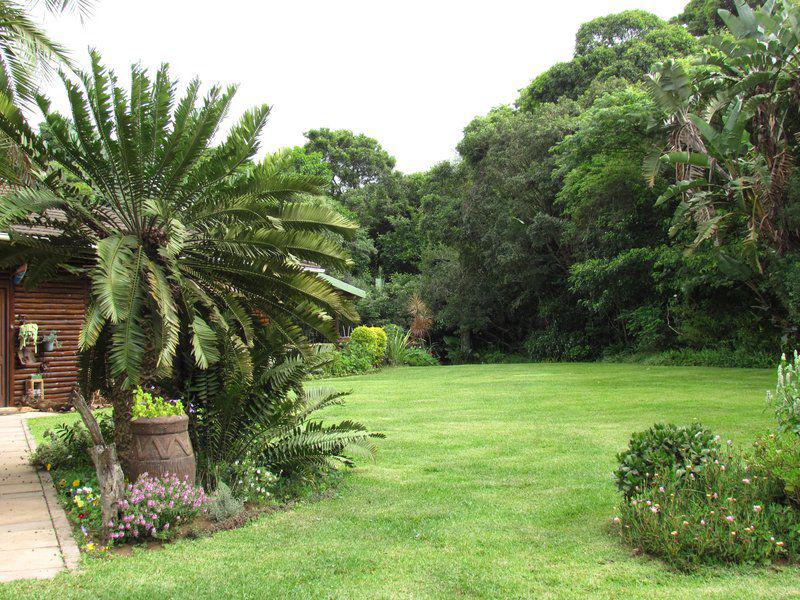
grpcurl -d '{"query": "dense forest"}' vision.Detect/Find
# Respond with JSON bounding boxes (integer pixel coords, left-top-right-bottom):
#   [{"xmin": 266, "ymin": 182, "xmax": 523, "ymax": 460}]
[{"xmin": 292, "ymin": 0, "xmax": 798, "ymax": 367}]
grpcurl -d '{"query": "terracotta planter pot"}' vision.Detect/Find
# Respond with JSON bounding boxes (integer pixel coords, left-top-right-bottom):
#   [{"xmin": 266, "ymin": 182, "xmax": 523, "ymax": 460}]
[{"xmin": 129, "ymin": 415, "xmax": 196, "ymax": 486}]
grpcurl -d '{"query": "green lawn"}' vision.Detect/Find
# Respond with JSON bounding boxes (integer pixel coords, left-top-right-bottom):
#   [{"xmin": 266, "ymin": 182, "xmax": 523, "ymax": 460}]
[{"xmin": 3, "ymin": 363, "xmax": 799, "ymax": 599}]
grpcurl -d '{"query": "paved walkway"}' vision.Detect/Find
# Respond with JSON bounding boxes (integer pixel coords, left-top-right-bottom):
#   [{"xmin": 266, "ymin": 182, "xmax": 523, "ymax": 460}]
[{"xmin": 0, "ymin": 414, "xmax": 79, "ymax": 582}]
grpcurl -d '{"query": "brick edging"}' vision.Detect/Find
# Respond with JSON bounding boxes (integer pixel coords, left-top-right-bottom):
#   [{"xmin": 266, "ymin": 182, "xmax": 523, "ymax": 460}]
[{"xmin": 22, "ymin": 419, "xmax": 81, "ymax": 570}]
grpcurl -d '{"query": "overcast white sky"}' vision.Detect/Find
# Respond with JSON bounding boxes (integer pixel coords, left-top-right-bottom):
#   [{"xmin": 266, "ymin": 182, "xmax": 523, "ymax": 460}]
[{"xmin": 37, "ymin": 0, "xmax": 688, "ymax": 173}]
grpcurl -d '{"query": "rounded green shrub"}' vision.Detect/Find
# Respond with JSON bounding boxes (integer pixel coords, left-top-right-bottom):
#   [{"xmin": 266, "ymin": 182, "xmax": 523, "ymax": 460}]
[
  {"xmin": 614, "ymin": 422, "xmax": 720, "ymax": 498},
  {"xmin": 349, "ymin": 326, "xmax": 388, "ymax": 366},
  {"xmin": 614, "ymin": 449, "xmax": 798, "ymax": 571}
]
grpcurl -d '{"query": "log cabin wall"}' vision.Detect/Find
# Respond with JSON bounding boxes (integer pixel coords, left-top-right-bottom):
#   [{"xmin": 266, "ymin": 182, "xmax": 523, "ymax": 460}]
[{"xmin": 9, "ymin": 277, "xmax": 88, "ymax": 410}]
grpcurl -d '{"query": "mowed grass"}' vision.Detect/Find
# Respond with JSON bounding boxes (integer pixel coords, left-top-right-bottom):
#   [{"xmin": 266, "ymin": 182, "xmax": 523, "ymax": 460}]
[{"xmin": 3, "ymin": 363, "xmax": 799, "ymax": 599}]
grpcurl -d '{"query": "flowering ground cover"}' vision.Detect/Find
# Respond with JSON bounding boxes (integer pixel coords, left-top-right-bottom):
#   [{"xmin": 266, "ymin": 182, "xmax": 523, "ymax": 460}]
[{"xmin": 4, "ymin": 363, "xmax": 799, "ymax": 598}]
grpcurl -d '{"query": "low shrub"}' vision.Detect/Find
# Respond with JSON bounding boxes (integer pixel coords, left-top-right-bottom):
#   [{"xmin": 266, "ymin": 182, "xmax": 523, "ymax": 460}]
[
  {"xmin": 751, "ymin": 433, "xmax": 800, "ymax": 507},
  {"xmin": 384, "ymin": 325, "xmax": 439, "ymax": 367},
  {"xmin": 614, "ymin": 423, "xmax": 720, "ymax": 498},
  {"xmin": 403, "ymin": 347, "xmax": 439, "ymax": 366},
  {"xmin": 207, "ymin": 482, "xmax": 244, "ymax": 523},
  {"xmin": 30, "ymin": 415, "xmax": 114, "ymax": 471},
  {"xmin": 615, "ymin": 347, "xmax": 776, "ymax": 369},
  {"xmin": 108, "ymin": 473, "xmax": 207, "ymax": 543},
  {"xmin": 132, "ymin": 386, "xmax": 185, "ymax": 419},
  {"xmin": 349, "ymin": 326, "xmax": 388, "ymax": 366},
  {"xmin": 523, "ymin": 330, "xmax": 593, "ymax": 362},
  {"xmin": 326, "ymin": 342, "xmax": 374, "ymax": 376},
  {"xmin": 473, "ymin": 350, "xmax": 528, "ymax": 364},
  {"xmin": 613, "ymin": 356, "xmax": 800, "ymax": 570},
  {"xmin": 613, "ymin": 449, "xmax": 798, "ymax": 570}
]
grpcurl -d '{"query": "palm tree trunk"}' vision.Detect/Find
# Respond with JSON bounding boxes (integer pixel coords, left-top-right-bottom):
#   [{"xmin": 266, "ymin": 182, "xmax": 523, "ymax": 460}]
[{"xmin": 109, "ymin": 381, "xmax": 134, "ymax": 477}]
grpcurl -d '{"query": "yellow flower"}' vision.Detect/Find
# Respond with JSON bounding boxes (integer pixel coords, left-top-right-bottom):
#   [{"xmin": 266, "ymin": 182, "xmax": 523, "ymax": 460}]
[
  {"xmin": 45, "ymin": 463, "xmax": 51, "ymax": 471},
  {"xmin": 75, "ymin": 498, "xmax": 84, "ymax": 508},
  {"xmin": 85, "ymin": 543, "xmax": 94, "ymax": 552},
  {"xmin": 72, "ymin": 480, "xmax": 80, "ymax": 487}
]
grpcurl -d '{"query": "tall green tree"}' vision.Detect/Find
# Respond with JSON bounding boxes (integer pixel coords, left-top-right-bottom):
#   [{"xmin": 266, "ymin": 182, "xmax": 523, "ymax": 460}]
[
  {"xmin": 517, "ymin": 10, "xmax": 696, "ymax": 109},
  {"xmin": 675, "ymin": 0, "xmax": 760, "ymax": 35},
  {"xmin": 649, "ymin": 0, "xmax": 800, "ymax": 332},
  {"xmin": 303, "ymin": 128, "xmax": 396, "ymax": 198},
  {"xmin": 0, "ymin": 54, "xmax": 358, "ymax": 469}
]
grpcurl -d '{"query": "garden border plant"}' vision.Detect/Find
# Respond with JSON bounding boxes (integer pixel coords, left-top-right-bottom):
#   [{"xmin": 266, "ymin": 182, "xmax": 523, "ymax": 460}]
[{"xmin": 611, "ymin": 354, "xmax": 800, "ymax": 571}]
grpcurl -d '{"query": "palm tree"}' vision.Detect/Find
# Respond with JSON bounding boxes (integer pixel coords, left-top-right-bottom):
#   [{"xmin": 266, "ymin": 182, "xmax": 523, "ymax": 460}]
[
  {"xmin": 0, "ymin": 52, "xmax": 359, "ymax": 470},
  {"xmin": 0, "ymin": 0, "xmax": 94, "ymax": 182},
  {"xmin": 0, "ymin": 0, "xmax": 92, "ymax": 106}
]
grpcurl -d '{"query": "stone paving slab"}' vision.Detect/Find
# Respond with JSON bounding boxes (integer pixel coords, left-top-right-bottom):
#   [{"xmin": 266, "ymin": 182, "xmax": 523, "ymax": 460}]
[
  {"xmin": 0, "ymin": 414, "xmax": 80, "ymax": 581},
  {"xmin": 1, "ymin": 528, "xmax": 59, "ymax": 549},
  {"xmin": 0, "ymin": 482, "xmax": 41, "ymax": 496}
]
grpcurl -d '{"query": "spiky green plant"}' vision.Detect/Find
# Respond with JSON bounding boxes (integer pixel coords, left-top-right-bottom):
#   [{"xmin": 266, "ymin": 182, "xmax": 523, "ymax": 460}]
[
  {"xmin": 386, "ymin": 326, "xmax": 412, "ymax": 366},
  {"xmin": 0, "ymin": 0, "xmax": 93, "ymax": 105},
  {"xmin": 0, "ymin": 0, "xmax": 92, "ymax": 183},
  {"xmin": 193, "ymin": 329, "xmax": 383, "ymax": 481},
  {"xmin": 0, "ymin": 52, "xmax": 359, "ymax": 467}
]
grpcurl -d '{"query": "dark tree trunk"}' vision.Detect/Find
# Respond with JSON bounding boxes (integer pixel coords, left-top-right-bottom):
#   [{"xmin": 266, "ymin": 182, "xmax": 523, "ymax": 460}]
[
  {"xmin": 460, "ymin": 328, "xmax": 472, "ymax": 356},
  {"xmin": 109, "ymin": 382, "xmax": 134, "ymax": 478}
]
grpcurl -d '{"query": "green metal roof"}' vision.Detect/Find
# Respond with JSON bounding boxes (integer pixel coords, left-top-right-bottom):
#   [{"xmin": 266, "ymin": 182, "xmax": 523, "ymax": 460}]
[{"xmin": 318, "ymin": 273, "xmax": 366, "ymax": 298}]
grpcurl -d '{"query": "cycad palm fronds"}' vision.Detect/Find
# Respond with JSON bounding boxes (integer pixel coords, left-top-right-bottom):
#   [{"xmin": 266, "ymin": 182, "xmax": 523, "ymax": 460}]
[
  {"xmin": 0, "ymin": 52, "xmax": 359, "ymax": 391},
  {"xmin": 193, "ymin": 331, "xmax": 383, "ymax": 480},
  {"xmin": 0, "ymin": 53, "xmax": 360, "ymax": 465},
  {"xmin": 0, "ymin": 0, "xmax": 93, "ymax": 183}
]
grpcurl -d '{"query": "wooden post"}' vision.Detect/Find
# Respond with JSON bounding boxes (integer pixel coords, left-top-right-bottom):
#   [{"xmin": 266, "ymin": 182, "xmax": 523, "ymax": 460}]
[{"xmin": 71, "ymin": 391, "xmax": 125, "ymax": 540}]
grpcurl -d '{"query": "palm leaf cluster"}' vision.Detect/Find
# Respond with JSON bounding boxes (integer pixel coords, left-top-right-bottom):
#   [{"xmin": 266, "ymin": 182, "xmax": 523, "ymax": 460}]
[
  {"xmin": 0, "ymin": 0, "xmax": 91, "ymax": 106},
  {"xmin": 193, "ymin": 329, "xmax": 383, "ymax": 480},
  {"xmin": 0, "ymin": 0, "xmax": 92, "ymax": 184},
  {"xmin": 645, "ymin": 0, "xmax": 800, "ymax": 269},
  {"xmin": 0, "ymin": 52, "xmax": 359, "ymax": 393}
]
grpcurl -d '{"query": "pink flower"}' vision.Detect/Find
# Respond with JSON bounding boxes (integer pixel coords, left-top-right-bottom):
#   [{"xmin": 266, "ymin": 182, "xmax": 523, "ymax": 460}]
[
  {"xmin": 700, "ymin": 519, "xmax": 706, "ymax": 526},
  {"xmin": 612, "ymin": 517, "xmax": 621, "ymax": 524},
  {"xmin": 726, "ymin": 515, "xmax": 735, "ymax": 522},
  {"xmin": 742, "ymin": 478, "xmax": 750, "ymax": 485},
  {"xmin": 753, "ymin": 505, "xmax": 762, "ymax": 513}
]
